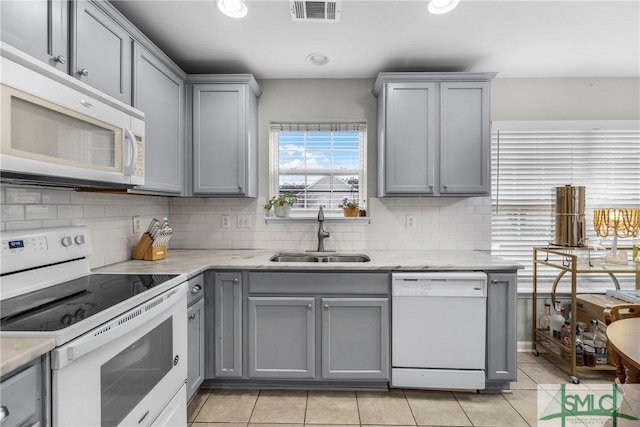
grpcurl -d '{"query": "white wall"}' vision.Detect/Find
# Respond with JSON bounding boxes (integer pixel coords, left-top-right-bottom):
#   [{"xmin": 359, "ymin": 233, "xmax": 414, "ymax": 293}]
[{"xmin": 492, "ymin": 77, "xmax": 640, "ymax": 120}]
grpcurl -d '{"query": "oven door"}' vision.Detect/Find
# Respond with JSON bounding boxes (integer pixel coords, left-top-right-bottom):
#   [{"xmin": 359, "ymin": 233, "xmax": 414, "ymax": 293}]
[{"xmin": 51, "ymin": 282, "xmax": 187, "ymax": 427}]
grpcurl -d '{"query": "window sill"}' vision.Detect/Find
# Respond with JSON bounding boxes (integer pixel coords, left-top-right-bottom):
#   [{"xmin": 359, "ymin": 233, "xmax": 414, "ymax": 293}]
[{"xmin": 265, "ymin": 216, "xmax": 370, "ymax": 225}]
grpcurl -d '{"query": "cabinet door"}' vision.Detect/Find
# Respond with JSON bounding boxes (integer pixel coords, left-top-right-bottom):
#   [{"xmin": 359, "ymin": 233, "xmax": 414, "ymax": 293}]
[
  {"xmin": 439, "ymin": 82, "xmax": 490, "ymax": 195},
  {"xmin": 486, "ymin": 272, "xmax": 517, "ymax": 382},
  {"xmin": 187, "ymin": 298, "xmax": 205, "ymax": 401},
  {"xmin": 321, "ymin": 298, "xmax": 389, "ymax": 380},
  {"xmin": 383, "ymin": 82, "xmax": 437, "ymax": 195},
  {"xmin": 0, "ymin": 0, "xmax": 69, "ymax": 72},
  {"xmin": 192, "ymin": 84, "xmax": 247, "ymax": 195},
  {"xmin": 74, "ymin": 0, "xmax": 132, "ymax": 104},
  {"xmin": 133, "ymin": 44, "xmax": 184, "ymax": 194},
  {"xmin": 248, "ymin": 297, "xmax": 315, "ymax": 379},
  {"xmin": 214, "ymin": 272, "xmax": 243, "ymax": 378}
]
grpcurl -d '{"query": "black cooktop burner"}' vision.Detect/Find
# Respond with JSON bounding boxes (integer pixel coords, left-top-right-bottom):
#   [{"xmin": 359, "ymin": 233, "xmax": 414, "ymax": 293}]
[{"xmin": 0, "ymin": 274, "xmax": 178, "ymax": 332}]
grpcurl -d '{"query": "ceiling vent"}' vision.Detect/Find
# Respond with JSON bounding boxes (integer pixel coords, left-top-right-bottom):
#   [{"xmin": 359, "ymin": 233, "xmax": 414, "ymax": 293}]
[{"xmin": 290, "ymin": 1, "xmax": 341, "ymax": 23}]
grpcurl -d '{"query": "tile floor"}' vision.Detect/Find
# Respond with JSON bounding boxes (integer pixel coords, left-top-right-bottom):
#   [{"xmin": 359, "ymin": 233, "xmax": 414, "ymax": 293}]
[{"xmin": 187, "ymin": 352, "xmax": 617, "ymax": 427}]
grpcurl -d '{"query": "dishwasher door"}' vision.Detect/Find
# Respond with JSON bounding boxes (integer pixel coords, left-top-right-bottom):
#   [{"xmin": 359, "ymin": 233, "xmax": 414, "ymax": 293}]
[{"xmin": 391, "ymin": 272, "xmax": 487, "ymax": 389}]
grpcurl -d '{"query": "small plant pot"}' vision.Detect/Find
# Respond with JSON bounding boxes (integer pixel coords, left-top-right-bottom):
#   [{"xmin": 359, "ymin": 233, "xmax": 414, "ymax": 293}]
[
  {"xmin": 274, "ymin": 204, "xmax": 292, "ymax": 218},
  {"xmin": 343, "ymin": 207, "xmax": 359, "ymax": 217}
]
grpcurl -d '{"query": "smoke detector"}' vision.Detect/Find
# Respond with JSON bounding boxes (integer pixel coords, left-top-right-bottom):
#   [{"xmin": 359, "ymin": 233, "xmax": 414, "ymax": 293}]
[{"xmin": 290, "ymin": 1, "xmax": 341, "ymax": 22}]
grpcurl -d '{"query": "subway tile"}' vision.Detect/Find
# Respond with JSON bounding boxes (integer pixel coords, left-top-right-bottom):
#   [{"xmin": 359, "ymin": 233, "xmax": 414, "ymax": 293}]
[
  {"xmin": 41, "ymin": 189, "xmax": 71, "ymax": 204},
  {"xmin": 5, "ymin": 221, "xmax": 42, "ymax": 230},
  {"xmin": 83, "ymin": 205, "xmax": 105, "ymax": 218},
  {"xmin": 5, "ymin": 187, "xmax": 41, "ymax": 204},
  {"xmin": 2, "ymin": 205, "xmax": 24, "ymax": 221},
  {"xmin": 25, "ymin": 205, "xmax": 58, "ymax": 220}
]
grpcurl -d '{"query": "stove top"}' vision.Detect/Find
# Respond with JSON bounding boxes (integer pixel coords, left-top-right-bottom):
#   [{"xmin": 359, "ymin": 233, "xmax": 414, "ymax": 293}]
[{"xmin": 1, "ymin": 274, "xmax": 179, "ymax": 332}]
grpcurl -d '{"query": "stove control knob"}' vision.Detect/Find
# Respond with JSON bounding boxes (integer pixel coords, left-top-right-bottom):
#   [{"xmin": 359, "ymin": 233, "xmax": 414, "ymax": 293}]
[
  {"xmin": 75, "ymin": 235, "xmax": 86, "ymax": 245},
  {"xmin": 61, "ymin": 236, "xmax": 73, "ymax": 247}
]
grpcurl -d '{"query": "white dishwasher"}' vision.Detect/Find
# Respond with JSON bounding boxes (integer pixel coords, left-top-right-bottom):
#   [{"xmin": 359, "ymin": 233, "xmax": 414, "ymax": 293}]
[{"xmin": 391, "ymin": 272, "xmax": 487, "ymax": 390}]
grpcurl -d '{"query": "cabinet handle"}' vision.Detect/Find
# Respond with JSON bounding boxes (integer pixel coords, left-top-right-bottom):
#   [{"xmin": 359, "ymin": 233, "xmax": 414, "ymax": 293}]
[
  {"xmin": 54, "ymin": 55, "xmax": 66, "ymax": 64},
  {"xmin": 233, "ymin": 278, "xmax": 239, "ymax": 284},
  {"xmin": 191, "ymin": 284, "xmax": 202, "ymax": 294},
  {"xmin": 188, "ymin": 313, "xmax": 196, "ymax": 320},
  {"xmin": 0, "ymin": 406, "xmax": 9, "ymax": 422},
  {"xmin": 307, "ymin": 303, "xmax": 313, "ymax": 310},
  {"xmin": 78, "ymin": 68, "xmax": 89, "ymax": 77},
  {"xmin": 491, "ymin": 279, "xmax": 499, "ymax": 284},
  {"xmin": 442, "ymin": 185, "xmax": 448, "ymax": 190},
  {"xmin": 324, "ymin": 304, "xmax": 329, "ymax": 310},
  {"xmin": 238, "ymin": 185, "xmax": 243, "ymax": 190}
]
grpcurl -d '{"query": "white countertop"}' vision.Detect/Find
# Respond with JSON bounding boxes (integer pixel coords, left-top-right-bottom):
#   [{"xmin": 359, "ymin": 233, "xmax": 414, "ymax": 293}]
[
  {"xmin": 1, "ymin": 249, "xmax": 520, "ymax": 377},
  {"xmin": 0, "ymin": 337, "xmax": 55, "ymax": 377},
  {"xmin": 95, "ymin": 249, "xmax": 522, "ymax": 278}
]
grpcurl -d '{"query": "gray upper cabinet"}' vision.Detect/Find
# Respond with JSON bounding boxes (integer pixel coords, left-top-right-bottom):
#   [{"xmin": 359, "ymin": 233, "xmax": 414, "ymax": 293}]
[
  {"xmin": 485, "ymin": 272, "xmax": 517, "ymax": 385},
  {"xmin": 213, "ymin": 272, "xmax": 243, "ymax": 378},
  {"xmin": 380, "ymin": 82, "xmax": 437, "ymax": 195},
  {"xmin": 248, "ymin": 297, "xmax": 316, "ymax": 379},
  {"xmin": 132, "ymin": 43, "xmax": 185, "ymax": 194},
  {"xmin": 439, "ymin": 82, "xmax": 491, "ymax": 195},
  {"xmin": 1, "ymin": 0, "xmax": 69, "ymax": 72},
  {"xmin": 321, "ymin": 298, "xmax": 389, "ymax": 380},
  {"xmin": 188, "ymin": 75, "xmax": 261, "ymax": 197},
  {"xmin": 373, "ymin": 72, "xmax": 496, "ymax": 197},
  {"xmin": 73, "ymin": 0, "xmax": 132, "ymax": 104}
]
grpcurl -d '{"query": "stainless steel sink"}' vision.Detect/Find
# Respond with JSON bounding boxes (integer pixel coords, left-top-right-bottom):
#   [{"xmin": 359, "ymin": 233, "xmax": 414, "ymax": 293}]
[{"xmin": 269, "ymin": 253, "xmax": 370, "ymax": 263}]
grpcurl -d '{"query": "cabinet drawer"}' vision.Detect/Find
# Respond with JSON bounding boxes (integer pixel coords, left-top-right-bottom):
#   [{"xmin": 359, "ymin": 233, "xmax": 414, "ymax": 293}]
[
  {"xmin": 0, "ymin": 365, "xmax": 38, "ymax": 427},
  {"xmin": 187, "ymin": 274, "xmax": 204, "ymax": 306},
  {"xmin": 248, "ymin": 272, "xmax": 389, "ymax": 295}
]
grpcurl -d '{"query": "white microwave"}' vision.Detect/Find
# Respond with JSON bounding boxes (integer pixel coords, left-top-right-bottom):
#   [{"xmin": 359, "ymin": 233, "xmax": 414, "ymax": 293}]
[{"xmin": 0, "ymin": 50, "xmax": 144, "ymax": 188}]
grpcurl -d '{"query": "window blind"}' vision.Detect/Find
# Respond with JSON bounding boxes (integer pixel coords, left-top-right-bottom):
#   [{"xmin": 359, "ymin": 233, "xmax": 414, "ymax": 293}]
[
  {"xmin": 270, "ymin": 123, "xmax": 367, "ymax": 213},
  {"xmin": 491, "ymin": 121, "xmax": 640, "ymax": 293}
]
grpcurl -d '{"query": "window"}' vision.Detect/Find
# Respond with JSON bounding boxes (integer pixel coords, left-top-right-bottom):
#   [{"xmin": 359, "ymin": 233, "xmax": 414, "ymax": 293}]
[
  {"xmin": 270, "ymin": 123, "xmax": 366, "ymax": 215},
  {"xmin": 491, "ymin": 121, "xmax": 640, "ymax": 292}
]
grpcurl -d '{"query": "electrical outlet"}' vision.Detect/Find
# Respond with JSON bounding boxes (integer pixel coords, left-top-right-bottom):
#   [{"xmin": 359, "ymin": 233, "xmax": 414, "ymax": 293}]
[
  {"xmin": 238, "ymin": 215, "xmax": 250, "ymax": 228},
  {"xmin": 406, "ymin": 214, "xmax": 416, "ymax": 229},
  {"xmin": 132, "ymin": 216, "xmax": 143, "ymax": 234},
  {"xmin": 221, "ymin": 215, "xmax": 231, "ymax": 229}
]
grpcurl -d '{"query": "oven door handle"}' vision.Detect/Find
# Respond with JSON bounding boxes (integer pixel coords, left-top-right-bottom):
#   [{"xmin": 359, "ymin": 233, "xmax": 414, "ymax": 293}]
[{"xmin": 52, "ymin": 282, "xmax": 187, "ymax": 370}]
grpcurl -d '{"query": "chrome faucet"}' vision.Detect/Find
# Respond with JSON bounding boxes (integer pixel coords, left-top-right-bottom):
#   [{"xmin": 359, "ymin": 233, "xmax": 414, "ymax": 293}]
[{"xmin": 317, "ymin": 206, "xmax": 330, "ymax": 252}]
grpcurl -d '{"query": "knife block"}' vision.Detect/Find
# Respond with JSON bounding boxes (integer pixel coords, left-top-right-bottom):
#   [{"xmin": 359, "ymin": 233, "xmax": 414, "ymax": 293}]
[{"xmin": 131, "ymin": 233, "xmax": 167, "ymax": 261}]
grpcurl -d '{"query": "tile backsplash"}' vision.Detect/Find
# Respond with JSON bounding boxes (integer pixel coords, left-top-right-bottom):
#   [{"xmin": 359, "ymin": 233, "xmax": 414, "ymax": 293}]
[
  {"xmin": 1, "ymin": 185, "xmax": 170, "ymax": 269},
  {"xmin": 167, "ymin": 196, "xmax": 491, "ymax": 253},
  {"xmin": 1, "ymin": 184, "xmax": 491, "ymax": 269}
]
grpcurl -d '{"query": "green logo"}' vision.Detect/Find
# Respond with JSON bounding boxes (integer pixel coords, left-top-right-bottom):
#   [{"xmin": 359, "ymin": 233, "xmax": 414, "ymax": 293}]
[{"xmin": 538, "ymin": 384, "xmax": 639, "ymax": 426}]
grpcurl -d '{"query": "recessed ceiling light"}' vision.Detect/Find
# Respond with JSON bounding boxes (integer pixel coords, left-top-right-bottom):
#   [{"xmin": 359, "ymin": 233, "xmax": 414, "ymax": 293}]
[
  {"xmin": 306, "ymin": 53, "xmax": 329, "ymax": 66},
  {"xmin": 217, "ymin": 0, "xmax": 248, "ymax": 18},
  {"xmin": 428, "ymin": 0, "xmax": 459, "ymax": 15}
]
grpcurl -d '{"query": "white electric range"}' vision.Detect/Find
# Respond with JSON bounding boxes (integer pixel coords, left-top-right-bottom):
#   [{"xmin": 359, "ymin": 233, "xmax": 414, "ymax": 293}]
[{"xmin": 1, "ymin": 226, "xmax": 188, "ymax": 427}]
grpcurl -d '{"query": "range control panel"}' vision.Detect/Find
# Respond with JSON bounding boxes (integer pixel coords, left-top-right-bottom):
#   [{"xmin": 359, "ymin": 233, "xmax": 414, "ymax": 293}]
[{"xmin": 1, "ymin": 226, "xmax": 93, "ymax": 275}]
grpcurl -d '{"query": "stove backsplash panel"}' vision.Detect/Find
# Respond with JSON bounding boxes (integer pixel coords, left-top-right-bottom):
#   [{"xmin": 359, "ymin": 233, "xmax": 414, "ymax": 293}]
[{"xmin": 1, "ymin": 184, "xmax": 170, "ymax": 269}]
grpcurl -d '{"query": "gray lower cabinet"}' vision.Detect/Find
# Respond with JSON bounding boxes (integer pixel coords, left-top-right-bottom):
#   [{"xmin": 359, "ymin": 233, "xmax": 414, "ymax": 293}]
[
  {"xmin": 485, "ymin": 272, "xmax": 518, "ymax": 384},
  {"xmin": 188, "ymin": 76, "xmax": 261, "ymax": 197},
  {"xmin": 0, "ymin": 0, "xmax": 69, "ymax": 72},
  {"xmin": 0, "ymin": 355, "xmax": 47, "ymax": 427},
  {"xmin": 74, "ymin": 0, "xmax": 132, "ymax": 104},
  {"xmin": 187, "ymin": 297, "xmax": 205, "ymax": 401},
  {"xmin": 321, "ymin": 298, "xmax": 389, "ymax": 380},
  {"xmin": 213, "ymin": 272, "xmax": 243, "ymax": 378},
  {"xmin": 132, "ymin": 43, "xmax": 185, "ymax": 194},
  {"xmin": 248, "ymin": 297, "xmax": 316, "ymax": 378},
  {"xmin": 373, "ymin": 73, "xmax": 495, "ymax": 197}
]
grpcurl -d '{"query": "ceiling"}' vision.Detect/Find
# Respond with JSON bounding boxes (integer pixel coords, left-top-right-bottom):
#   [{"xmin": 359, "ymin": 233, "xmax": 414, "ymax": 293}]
[{"xmin": 111, "ymin": 0, "xmax": 640, "ymax": 80}]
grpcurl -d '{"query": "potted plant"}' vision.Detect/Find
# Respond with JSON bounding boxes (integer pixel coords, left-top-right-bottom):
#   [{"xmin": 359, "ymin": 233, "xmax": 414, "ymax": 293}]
[
  {"xmin": 340, "ymin": 197, "xmax": 359, "ymax": 217},
  {"xmin": 266, "ymin": 192, "xmax": 297, "ymax": 218}
]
